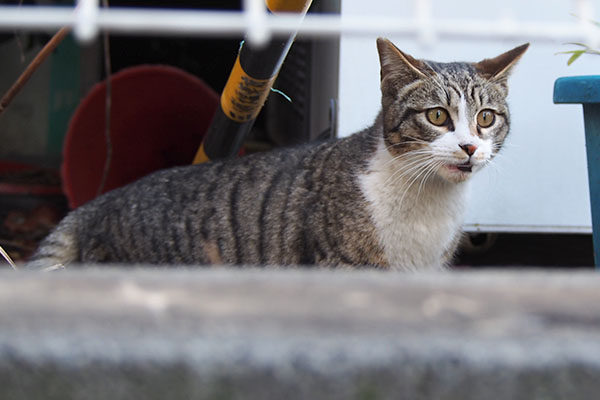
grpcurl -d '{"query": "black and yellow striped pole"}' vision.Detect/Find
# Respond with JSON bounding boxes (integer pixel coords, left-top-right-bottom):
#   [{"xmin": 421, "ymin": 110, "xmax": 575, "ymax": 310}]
[{"xmin": 193, "ymin": 0, "xmax": 313, "ymax": 164}]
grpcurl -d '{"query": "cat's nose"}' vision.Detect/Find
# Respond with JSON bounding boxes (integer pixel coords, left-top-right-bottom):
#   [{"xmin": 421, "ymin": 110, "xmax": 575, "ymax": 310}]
[{"xmin": 459, "ymin": 144, "xmax": 477, "ymax": 157}]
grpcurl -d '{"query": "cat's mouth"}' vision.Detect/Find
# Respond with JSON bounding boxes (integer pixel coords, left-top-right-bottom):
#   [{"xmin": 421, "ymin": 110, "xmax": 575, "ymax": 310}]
[
  {"xmin": 457, "ymin": 162, "xmax": 473, "ymax": 172},
  {"xmin": 447, "ymin": 162, "xmax": 473, "ymax": 173}
]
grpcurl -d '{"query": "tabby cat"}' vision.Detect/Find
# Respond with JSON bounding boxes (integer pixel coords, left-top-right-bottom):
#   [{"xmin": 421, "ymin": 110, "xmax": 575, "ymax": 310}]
[{"xmin": 27, "ymin": 38, "xmax": 528, "ymax": 271}]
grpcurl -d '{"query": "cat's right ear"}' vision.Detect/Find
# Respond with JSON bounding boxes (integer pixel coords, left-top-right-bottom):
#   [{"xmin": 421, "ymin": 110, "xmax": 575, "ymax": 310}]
[
  {"xmin": 376, "ymin": 38, "xmax": 428, "ymax": 83},
  {"xmin": 474, "ymin": 43, "xmax": 529, "ymax": 81}
]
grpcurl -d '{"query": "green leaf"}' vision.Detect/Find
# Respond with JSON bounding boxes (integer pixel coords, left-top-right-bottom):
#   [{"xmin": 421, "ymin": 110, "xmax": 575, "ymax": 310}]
[
  {"xmin": 565, "ymin": 42, "xmax": 587, "ymax": 48},
  {"xmin": 567, "ymin": 50, "xmax": 585, "ymax": 65}
]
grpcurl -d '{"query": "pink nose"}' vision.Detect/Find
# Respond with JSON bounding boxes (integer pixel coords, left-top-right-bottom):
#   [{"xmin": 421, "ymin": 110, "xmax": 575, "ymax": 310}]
[{"xmin": 459, "ymin": 144, "xmax": 477, "ymax": 157}]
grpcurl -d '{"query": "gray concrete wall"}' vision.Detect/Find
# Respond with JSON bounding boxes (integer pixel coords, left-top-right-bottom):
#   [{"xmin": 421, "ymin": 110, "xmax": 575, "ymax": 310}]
[{"xmin": 1, "ymin": 268, "xmax": 600, "ymax": 399}]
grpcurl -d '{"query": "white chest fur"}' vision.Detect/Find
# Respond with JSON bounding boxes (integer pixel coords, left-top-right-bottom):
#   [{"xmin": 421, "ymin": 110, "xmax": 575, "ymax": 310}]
[{"xmin": 358, "ymin": 139, "xmax": 469, "ymax": 271}]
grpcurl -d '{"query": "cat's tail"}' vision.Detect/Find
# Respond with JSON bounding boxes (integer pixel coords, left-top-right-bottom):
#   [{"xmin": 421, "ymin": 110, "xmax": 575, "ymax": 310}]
[{"xmin": 26, "ymin": 214, "xmax": 79, "ymax": 271}]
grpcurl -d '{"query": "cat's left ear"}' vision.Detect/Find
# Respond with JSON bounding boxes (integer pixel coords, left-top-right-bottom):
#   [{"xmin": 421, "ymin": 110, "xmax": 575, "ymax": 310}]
[
  {"xmin": 376, "ymin": 38, "xmax": 430, "ymax": 84},
  {"xmin": 474, "ymin": 43, "xmax": 529, "ymax": 81}
]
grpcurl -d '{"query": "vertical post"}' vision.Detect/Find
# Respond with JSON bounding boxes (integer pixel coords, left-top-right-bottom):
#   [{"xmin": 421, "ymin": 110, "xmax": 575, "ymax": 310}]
[
  {"xmin": 414, "ymin": 0, "xmax": 434, "ymax": 46},
  {"xmin": 554, "ymin": 76, "xmax": 600, "ymax": 268},
  {"xmin": 74, "ymin": 0, "xmax": 99, "ymax": 42},
  {"xmin": 193, "ymin": 0, "xmax": 313, "ymax": 164},
  {"xmin": 583, "ymin": 104, "xmax": 600, "ymax": 266}
]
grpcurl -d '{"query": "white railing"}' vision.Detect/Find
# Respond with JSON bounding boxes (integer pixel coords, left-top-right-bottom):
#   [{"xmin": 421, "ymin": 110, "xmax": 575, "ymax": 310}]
[{"xmin": 0, "ymin": 0, "xmax": 597, "ymax": 48}]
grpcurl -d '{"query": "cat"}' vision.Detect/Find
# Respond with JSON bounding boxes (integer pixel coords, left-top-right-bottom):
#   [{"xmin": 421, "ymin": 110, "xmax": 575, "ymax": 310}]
[{"xmin": 27, "ymin": 38, "xmax": 528, "ymax": 271}]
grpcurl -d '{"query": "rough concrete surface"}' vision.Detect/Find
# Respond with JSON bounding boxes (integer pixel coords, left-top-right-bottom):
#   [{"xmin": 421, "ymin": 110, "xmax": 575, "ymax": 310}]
[{"xmin": 1, "ymin": 267, "xmax": 600, "ymax": 399}]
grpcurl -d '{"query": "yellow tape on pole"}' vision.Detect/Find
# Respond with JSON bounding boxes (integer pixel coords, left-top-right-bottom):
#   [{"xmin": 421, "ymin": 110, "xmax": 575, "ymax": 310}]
[
  {"xmin": 192, "ymin": 0, "xmax": 313, "ymax": 164},
  {"xmin": 265, "ymin": 0, "xmax": 311, "ymax": 13},
  {"xmin": 192, "ymin": 142, "xmax": 210, "ymax": 164},
  {"xmin": 220, "ymin": 56, "xmax": 276, "ymax": 123}
]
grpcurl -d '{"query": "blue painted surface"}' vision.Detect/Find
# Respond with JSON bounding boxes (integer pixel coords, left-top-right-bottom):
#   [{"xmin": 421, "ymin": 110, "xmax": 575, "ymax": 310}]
[
  {"xmin": 554, "ymin": 77, "xmax": 600, "ymax": 268},
  {"xmin": 582, "ymin": 105, "xmax": 600, "ymax": 268},
  {"xmin": 554, "ymin": 76, "xmax": 600, "ymax": 105}
]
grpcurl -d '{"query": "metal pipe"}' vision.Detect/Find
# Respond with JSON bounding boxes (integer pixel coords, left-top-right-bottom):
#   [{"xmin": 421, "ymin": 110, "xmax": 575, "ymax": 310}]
[
  {"xmin": 74, "ymin": 0, "xmax": 99, "ymax": 41},
  {"xmin": 193, "ymin": 0, "xmax": 313, "ymax": 163},
  {"xmin": 0, "ymin": 6, "xmax": 598, "ymax": 45}
]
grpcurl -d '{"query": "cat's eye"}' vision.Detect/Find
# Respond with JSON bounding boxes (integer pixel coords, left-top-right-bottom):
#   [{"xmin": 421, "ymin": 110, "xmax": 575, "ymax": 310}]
[
  {"xmin": 477, "ymin": 109, "xmax": 496, "ymax": 128},
  {"xmin": 426, "ymin": 108, "xmax": 449, "ymax": 126}
]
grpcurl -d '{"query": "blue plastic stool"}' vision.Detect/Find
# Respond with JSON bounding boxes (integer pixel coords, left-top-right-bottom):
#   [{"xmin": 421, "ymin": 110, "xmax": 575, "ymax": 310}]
[{"xmin": 554, "ymin": 76, "xmax": 600, "ymax": 268}]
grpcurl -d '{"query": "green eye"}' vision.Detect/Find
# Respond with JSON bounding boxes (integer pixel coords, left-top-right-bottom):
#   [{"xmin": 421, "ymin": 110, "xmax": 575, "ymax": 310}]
[
  {"xmin": 426, "ymin": 108, "xmax": 449, "ymax": 126},
  {"xmin": 477, "ymin": 109, "xmax": 495, "ymax": 128}
]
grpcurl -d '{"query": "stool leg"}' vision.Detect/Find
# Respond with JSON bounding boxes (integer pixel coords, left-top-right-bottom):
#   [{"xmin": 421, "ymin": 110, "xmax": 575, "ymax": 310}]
[{"xmin": 583, "ymin": 104, "xmax": 600, "ymax": 268}]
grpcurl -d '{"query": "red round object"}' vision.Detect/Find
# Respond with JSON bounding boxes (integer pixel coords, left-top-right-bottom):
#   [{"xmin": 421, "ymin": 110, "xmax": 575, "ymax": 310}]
[{"xmin": 62, "ymin": 65, "xmax": 219, "ymax": 209}]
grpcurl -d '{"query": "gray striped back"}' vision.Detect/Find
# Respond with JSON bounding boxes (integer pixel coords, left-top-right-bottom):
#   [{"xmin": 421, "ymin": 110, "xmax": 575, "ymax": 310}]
[{"xmin": 28, "ymin": 131, "xmax": 386, "ymax": 267}]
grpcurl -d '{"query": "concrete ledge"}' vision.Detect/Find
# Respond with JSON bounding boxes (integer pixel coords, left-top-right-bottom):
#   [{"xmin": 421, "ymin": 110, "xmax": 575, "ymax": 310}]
[{"xmin": 1, "ymin": 268, "xmax": 600, "ymax": 399}]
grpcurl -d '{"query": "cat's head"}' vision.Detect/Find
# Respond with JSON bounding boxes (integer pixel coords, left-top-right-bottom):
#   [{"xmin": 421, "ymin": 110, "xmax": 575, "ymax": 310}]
[{"xmin": 376, "ymin": 38, "xmax": 528, "ymax": 183}]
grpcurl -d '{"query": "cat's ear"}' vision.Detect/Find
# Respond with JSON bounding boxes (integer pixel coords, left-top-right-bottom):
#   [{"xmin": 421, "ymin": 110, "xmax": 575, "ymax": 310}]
[
  {"xmin": 474, "ymin": 43, "xmax": 529, "ymax": 80},
  {"xmin": 376, "ymin": 38, "xmax": 429, "ymax": 83}
]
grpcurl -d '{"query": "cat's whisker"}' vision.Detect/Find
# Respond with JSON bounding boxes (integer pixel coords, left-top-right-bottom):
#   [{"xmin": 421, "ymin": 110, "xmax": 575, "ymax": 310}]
[
  {"xmin": 386, "ymin": 136, "xmax": 431, "ymax": 150},
  {"xmin": 396, "ymin": 135, "xmax": 429, "ymax": 145},
  {"xmin": 492, "ymin": 141, "xmax": 516, "ymax": 152},
  {"xmin": 401, "ymin": 135, "xmax": 430, "ymax": 145},
  {"xmin": 385, "ymin": 158, "xmax": 434, "ymax": 191},
  {"xmin": 496, "ymin": 139, "xmax": 516, "ymax": 147},
  {"xmin": 388, "ymin": 147, "xmax": 432, "ymax": 157},
  {"xmin": 416, "ymin": 160, "xmax": 444, "ymax": 198},
  {"xmin": 412, "ymin": 166, "xmax": 435, "ymax": 201},
  {"xmin": 484, "ymin": 158, "xmax": 505, "ymax": 182},
  {"xmin": 384, "ymin": 144, "xmax": 430, "ymax": 159},
  {"xmin": 383, "ymin": 154, "xmax": 434, "ymax": 186},
  {"xmin": 392, "ymin": 157, "xmax": 442, "ymax": 208},
  {"xmin": 395, "ymin": 167, "xmax": 431, "ymax": 211},
  {"xmin": 490, "ymin": 150, "xmax": 515, "ymax": 167},
  {"xmin": 380, "ymin": 151, "xmax": 432, "ymax": 173},
  {"xmin": 387, "ymin": 142, "xmax": 427, "ymax": 151},
  {"xmin": 387, "ymin": 151, "xmax": 433, "ymax": 166},
  {"xmin": 384, "ymin": 163, "xmax": 427, "ymax": 188}
]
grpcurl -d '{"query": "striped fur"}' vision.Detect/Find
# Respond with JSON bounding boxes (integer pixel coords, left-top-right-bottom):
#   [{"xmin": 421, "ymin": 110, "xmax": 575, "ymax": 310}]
[
  {"xmin": 27, "ymin": 38, "xmax": 527, "ymax": 270},
  {"xmin": 28, "ymin": 133, "xmax": 383, "ymax": 268}
]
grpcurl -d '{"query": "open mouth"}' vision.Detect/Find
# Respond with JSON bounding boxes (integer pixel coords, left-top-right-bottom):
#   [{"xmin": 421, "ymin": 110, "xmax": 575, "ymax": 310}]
[
  {"xmin": 447, "ymin": 162, "xmax": 472, "ymax": 173},
  {"xmin": 456, "ymin": 163, "xmax": 472, "ymax": 173}
]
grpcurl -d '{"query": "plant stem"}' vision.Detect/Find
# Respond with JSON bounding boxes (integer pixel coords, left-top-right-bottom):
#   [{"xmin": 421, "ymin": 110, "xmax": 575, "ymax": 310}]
[
  {"xmin": 0, "ymin": 26, "xmax": 71, "ymax": 118},
  {"xmin": 0, "ymin": 245, "xmax": 18, "ymax": 271}
]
